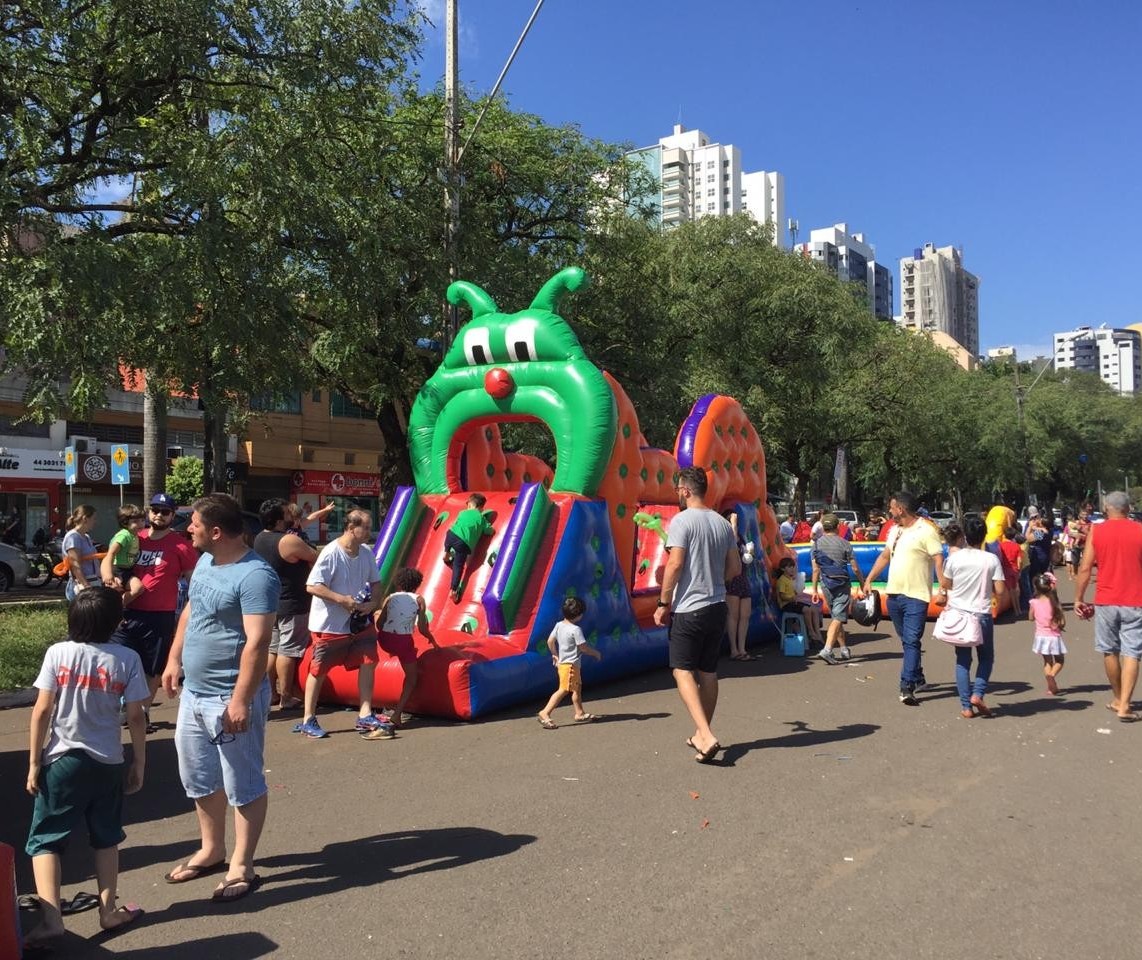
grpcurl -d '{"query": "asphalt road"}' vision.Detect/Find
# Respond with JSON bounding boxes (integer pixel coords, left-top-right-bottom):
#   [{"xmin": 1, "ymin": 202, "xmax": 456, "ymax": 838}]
[{"xmin": 2, "ymin": 576, "xmax": 1138, "ymax": 960}]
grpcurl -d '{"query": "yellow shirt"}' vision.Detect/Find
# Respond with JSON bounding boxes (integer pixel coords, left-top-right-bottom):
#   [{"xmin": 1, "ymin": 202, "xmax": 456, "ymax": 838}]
[
  {"xmin": 775, "ymin": 572, "xmax": 797, "ymax": 606},
  {"xmin": 885, "ymin": 520, "xmax": 943, "ymax": 602}
]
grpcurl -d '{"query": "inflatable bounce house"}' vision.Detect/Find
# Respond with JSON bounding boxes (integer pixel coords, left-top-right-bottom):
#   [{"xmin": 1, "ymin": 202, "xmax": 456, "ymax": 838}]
[{"xmin": 303, "ymin": 267, "xmax": 792, "ymax": 719}]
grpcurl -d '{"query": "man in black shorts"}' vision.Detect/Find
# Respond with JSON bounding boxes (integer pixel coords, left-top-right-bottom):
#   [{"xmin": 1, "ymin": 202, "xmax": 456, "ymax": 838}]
[
  {"xmin": 110, "ymin": 492, "xmax": 198, "ymax": 728},
  {"xmin": 654, "ymin": 467, "xmax": 741, "ymax": 763}
]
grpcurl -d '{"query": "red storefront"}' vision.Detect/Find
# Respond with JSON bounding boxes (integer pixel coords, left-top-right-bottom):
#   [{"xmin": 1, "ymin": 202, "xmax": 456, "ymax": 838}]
[
  {"xmin": 0, "ymin": 448, "xmax": 68, "ymax": 546},
  {"xmin": 289, "ymin": 470, "xmax": 383, "ymax": 542}
]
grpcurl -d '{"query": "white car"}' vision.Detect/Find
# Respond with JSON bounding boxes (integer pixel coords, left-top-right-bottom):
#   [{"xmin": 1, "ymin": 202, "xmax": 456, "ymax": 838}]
[
  {"xmin": 831, "ymin": 509, "xmax": 861, "ymax": 527},
  {"xmin": 0, "ymin": 542, "xmax": 30, "ymax": 592},
  {"xmin": 927, "ymin": 511, "xmax": 956, "ymax": 529}
]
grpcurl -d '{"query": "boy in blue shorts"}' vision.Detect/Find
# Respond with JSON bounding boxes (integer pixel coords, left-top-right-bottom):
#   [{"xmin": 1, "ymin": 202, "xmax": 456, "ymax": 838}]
[
  {"xmin": 24, "ymin": 586, "xmax": 149, "ymax": 947},
  {"xmin": 537, "ymin": 597, "xmax": 603, "ymax": 728}
]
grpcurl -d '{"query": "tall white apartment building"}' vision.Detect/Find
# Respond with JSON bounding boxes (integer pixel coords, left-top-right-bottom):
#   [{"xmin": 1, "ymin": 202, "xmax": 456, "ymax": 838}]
[
  {"xmin": 1053, "ymin": 325, "xmax": 1142, "ymax": 395},
  {"xmin": 626, "ymin": 125, "xmax": 785, "ymax": 245},
  {"xmin": 898, "ymin": 243, "xmax": 980, "ymax": 355},
  {"xmin": 794, "ymin": 223, "xmax": 893, "ymax": 320}
]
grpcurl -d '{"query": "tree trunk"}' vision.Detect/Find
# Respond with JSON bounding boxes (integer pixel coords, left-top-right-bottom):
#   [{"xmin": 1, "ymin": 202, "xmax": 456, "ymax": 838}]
[
  {"xmin": 142, "ymin": 377, "xmax": 168, "ymax": 503},
  {"xmin": 377, "ymin": 398, "xmax": 413, "ymax": 491},
  {"xmin": 211, "ymin": 409, "xmax": 228, "ymax": 494},
  {"xmin": 202, "ymin": 406, "xmax": 216, "ymax": 494}
]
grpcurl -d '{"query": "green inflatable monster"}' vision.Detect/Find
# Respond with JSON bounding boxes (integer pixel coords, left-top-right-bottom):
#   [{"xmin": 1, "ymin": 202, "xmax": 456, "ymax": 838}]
[{"xmin": 408, "ymin": 267, "xmax": 618, "ymax": 497}]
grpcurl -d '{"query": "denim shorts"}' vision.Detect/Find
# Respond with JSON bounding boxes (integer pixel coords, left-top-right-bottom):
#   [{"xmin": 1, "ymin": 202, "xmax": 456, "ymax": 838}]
[
  {"xmin": 822, "ymin": 582, "xmax": 851, "ymax": 622},
  {"xmin": 176, "ymin": 678, "xmax": 270, "ymax": 807},
  {"xmin": 1094, "ymin": 605, "xmax": 1142, "ymax": 660}
]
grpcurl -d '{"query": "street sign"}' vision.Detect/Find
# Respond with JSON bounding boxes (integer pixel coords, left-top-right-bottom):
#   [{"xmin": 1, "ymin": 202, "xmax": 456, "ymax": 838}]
[
  {"xmin": 64, "ymin": 446, "xmax": 76, "ymax": 485},
  {"xmin": 110, "ymin": 444, "xmax": 130, "ymax": 485}
]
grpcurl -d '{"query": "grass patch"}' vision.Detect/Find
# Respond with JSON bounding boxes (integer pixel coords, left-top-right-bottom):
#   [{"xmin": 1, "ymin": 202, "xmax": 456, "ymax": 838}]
[{"xmin": 0, "ymin": 603, "xmax": 67, "ymax": 691}]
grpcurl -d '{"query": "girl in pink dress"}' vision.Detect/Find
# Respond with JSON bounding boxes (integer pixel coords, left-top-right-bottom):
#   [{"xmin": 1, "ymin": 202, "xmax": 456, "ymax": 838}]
[{"xmin": 1028, "ymin": 573, "xmax": 1067, "ymax": 695}]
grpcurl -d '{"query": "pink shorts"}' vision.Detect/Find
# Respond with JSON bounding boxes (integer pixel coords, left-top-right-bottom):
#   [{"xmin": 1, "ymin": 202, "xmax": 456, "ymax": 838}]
[
  {"xmin": 309, "ymin": 629, "xmax": 378, "ymax": 676},
  {"xmin": 377, "ymin": 630, "xmax": 417, "ymax": 664}
]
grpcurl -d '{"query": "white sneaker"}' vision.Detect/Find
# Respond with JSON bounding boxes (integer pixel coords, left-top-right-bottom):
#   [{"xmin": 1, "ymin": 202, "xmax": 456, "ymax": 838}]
[{"xmin": 837, "ymin": 648, "xmax": 852, "ymax": 661}]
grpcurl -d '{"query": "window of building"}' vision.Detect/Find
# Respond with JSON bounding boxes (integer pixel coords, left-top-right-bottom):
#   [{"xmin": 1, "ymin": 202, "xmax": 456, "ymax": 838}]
[
  {"xmin": 0, "ymin": 417, "xmax": 51, "ymax": 439},
  {"xmin": 250, "ymin": 393, "xmax": 302, "ymax": 415},
  {"xmin": 330, "ymin": 393, "xmax": 371, "ymax": 419},
  {"xmin": 311, "ymin": 389, "xmax": 322, "ymax": 403},
  {"xmin": 344, "ymin": 452, "xmax": 356, "ymax": 466},
  {"xmin": 707, "ymin": 188, "xmax": 715, "ymax": 197}
]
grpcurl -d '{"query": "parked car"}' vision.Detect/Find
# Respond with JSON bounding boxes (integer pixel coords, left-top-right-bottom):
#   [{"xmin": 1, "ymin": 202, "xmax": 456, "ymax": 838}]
[
  {"xmin": 831, "ymin": 509, "xmax": 861, "ymax": 528},
  {"xmin": 927, "ymin": 511, "xmax": 956, "ymax": 529},
  {"xmin": 0, "ymin": 541, "xmax": 31, "ymax": 592}
]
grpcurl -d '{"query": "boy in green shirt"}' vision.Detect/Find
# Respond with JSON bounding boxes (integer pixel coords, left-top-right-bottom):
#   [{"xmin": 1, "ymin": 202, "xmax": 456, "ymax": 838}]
[
  {"xmin": 100, "ymin": 504, "xmax": 146, "ymax": 606},
  {"xmin": 443, "ymin": 494, "xmax": 495, "ymax": 603}
]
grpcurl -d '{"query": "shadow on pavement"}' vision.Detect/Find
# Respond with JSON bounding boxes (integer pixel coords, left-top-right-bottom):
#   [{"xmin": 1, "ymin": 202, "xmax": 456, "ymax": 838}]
[
  {"xmin": 717, "ymin": 721, "xmax": 880, "ymax": 766},
  {"xmin": 154, "ymin": 826, "xmax": 536, "ymax": 920},
  {"xmin": 22, "ymin": 929, "xmax": 279, "ymax": 960}
]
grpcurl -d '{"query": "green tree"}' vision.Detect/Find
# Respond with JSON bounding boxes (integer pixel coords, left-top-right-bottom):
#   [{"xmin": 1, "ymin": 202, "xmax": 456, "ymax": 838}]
[{"xmin": 164, "ymin": 456, "xmax": 203, "ymax": 505}]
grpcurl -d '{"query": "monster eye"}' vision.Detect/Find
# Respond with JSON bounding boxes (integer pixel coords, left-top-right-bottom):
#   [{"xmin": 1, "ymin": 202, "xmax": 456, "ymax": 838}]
[
  {"xmin": 504, "ymin": 319, "xmax": 539, "ymax": 363},
  {"xmin": 463, "ymin": 327, "xmax": 493, "ymax": 366}
]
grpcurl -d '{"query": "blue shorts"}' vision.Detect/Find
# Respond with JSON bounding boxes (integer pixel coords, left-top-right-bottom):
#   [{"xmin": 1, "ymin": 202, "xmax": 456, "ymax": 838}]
[
  {"xmin": 176, "ymin": 679, "xmax": 270, "ymax": 807},
  {"xmin": 112, "ymin": 609, "xmax": 178, "ymax": 677}
]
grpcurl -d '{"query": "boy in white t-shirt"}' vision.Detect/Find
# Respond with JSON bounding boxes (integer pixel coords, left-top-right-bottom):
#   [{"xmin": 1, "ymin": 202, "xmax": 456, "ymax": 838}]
[
  {"xmin": 537, "ymin": 597, "xmax": 602, "ymax": 729},
  {"xmin": 24, "ymin": 586, "xmax": 149, "ymax": 947}
]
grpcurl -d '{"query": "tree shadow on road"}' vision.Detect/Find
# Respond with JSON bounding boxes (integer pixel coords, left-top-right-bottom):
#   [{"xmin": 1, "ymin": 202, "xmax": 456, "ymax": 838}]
[
  {"xmin": 152, "ymin": 826, "xmax": 536, "ymax": 921},
  {"xmin": 717, "ymin": 721, "xmax": 880, "ymax": 766}
]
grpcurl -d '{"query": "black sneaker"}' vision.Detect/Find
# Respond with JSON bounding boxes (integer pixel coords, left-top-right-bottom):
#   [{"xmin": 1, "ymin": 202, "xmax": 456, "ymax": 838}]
[{"xmin": 899, "ymin": 686, "xmax": 919, "ymax": 706}]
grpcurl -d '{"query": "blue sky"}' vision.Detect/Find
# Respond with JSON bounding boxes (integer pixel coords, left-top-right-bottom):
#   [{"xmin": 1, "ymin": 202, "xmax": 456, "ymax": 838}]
[{"xmin": 414, "ymin": 0, "xmax": 1142, "ymax": 358}]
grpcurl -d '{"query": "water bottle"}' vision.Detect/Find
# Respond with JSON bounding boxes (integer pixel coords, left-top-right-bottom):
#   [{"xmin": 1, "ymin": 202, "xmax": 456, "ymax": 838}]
[{"xmin": 349, "ymin": 585, "xmax": 371, "ymax": 634}]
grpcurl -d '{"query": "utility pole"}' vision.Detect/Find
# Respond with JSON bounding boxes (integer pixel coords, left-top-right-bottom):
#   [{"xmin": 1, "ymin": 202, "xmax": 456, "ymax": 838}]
[
  {"xmin": 443, "ymin": 0, "xmax": 460, "ymax": 354},
  {"xmin": 1012, "ymin": 355, "xmax": 1033, "ymax": 508}
]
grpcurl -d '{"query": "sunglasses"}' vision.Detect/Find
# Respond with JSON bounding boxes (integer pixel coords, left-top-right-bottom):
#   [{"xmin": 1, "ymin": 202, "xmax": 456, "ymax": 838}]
[{"xmin": 150, "ymin": 508, "xmax": 173, "ymax": 516}]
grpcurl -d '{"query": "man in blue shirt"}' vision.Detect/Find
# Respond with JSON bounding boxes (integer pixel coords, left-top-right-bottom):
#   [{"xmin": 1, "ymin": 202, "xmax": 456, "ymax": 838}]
[{"xmin": 161, "ymin": 494, "xmax": 279, "ymax": 903}]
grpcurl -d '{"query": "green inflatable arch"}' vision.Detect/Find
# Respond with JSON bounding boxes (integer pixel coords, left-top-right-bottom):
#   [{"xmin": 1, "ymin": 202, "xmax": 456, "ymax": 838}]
[{"xmin": 408, "ymin": 268, "xmax": 618, "ymax": 496}]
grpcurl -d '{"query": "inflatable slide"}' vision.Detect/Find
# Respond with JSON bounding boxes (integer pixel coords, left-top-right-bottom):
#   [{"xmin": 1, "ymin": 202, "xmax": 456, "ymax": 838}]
[{"xmin": 307, "ymin": 267, "xmax": 794, "ymax": 719}]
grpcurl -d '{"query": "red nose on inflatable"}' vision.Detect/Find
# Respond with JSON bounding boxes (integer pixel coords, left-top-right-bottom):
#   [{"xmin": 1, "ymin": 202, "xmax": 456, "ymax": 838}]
[{"xmin": 484, "ymin": 367, "xmax": 514, "ymax": 399}]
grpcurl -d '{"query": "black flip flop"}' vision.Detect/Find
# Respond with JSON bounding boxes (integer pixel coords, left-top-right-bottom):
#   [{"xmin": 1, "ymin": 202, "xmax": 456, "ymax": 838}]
[
  {"xmin": 1119, "ymin": 713, "xmax": 1142, "ymax": 723},
  {"xmin": 61, "ymin": 891, "xmax": 99, "ymax": 915},
  {"xmin": 695, "ymin": 742, "xmax": 722, "ymax": 764},
  {"xmin": 211, "ymin": 875, "xmax": 261, "ymax": 904},
  {"xmin": 164, "ymin": 860, "xmax": 228, "ymax": 884}
]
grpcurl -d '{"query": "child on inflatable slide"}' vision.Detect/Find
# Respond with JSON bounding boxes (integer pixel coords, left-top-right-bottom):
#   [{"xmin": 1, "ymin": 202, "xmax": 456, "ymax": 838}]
[{"xmin": 443, "ymin": 494, "xmax": 496, "ymax": 603}]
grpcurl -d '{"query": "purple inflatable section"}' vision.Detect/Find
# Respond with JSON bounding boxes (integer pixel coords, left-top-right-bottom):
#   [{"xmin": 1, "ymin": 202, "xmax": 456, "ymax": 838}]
[
  {"xmin": 483, "ymin": 483, "xmax": 541, "ymax": 635},
  {"xmin": 675, "ymin": 394, "xmax": 717, "ymax": 468}
]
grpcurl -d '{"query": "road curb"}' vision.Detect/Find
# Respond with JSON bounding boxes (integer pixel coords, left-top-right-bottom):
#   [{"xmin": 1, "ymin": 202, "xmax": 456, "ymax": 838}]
[{"xmin": 0, "ymin": 689, "xmax": 36, "ymax": 710}]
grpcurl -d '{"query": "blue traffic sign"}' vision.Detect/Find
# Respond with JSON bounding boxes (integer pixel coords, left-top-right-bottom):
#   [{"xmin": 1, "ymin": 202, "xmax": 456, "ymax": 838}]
[{"xmin": 110, "ymin": 444, "xmax": 130, "ymax": 485}]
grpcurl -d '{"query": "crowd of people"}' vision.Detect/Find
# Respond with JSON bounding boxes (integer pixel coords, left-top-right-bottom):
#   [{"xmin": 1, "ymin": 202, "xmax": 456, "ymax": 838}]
[{"xmin": 19, "ymin": 476, "xmax": 1142, "ymax": 947}]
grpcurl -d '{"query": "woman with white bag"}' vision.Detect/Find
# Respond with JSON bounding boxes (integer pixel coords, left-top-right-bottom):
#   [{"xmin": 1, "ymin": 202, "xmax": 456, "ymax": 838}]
[{"xmin": 936, "ymin": 517, "xmax": 1008, "ymax": 719}]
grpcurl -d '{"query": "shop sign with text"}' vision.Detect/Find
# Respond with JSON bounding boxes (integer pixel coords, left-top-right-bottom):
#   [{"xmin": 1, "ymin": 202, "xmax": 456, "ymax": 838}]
[{"xmin": 291, "ymin": 470, "xmax": 381, "ymax": 496}]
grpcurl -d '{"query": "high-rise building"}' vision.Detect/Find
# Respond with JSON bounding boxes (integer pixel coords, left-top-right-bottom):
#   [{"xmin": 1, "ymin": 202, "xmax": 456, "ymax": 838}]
[
  {"xmin": 898, "ymin": 243, "xmax": 980, "ymax": 355},
  {"xmin": 1053, "ymin": 325, "xmax": 1142, "ymax": 395},
  {"xmin": 626, "ymin": 125, "xmax": 785, "ymax": 244},
  {"xmin": 794, "ymin": 223, "xmax": 893, "ymax": 320}
]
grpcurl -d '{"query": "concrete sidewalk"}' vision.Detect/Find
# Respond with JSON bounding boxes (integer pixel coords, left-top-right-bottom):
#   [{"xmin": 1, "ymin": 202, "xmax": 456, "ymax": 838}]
[{"xmin": 3, "ymin": 577, "xmax": 1138, "ymax": 959}]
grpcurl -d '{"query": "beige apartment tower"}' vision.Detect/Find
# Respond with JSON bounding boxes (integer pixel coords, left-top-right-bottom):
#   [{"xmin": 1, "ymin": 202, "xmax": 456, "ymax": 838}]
[{"xmin": 898, "ymin": 243, "xmax": 980, "ymax": 356}]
